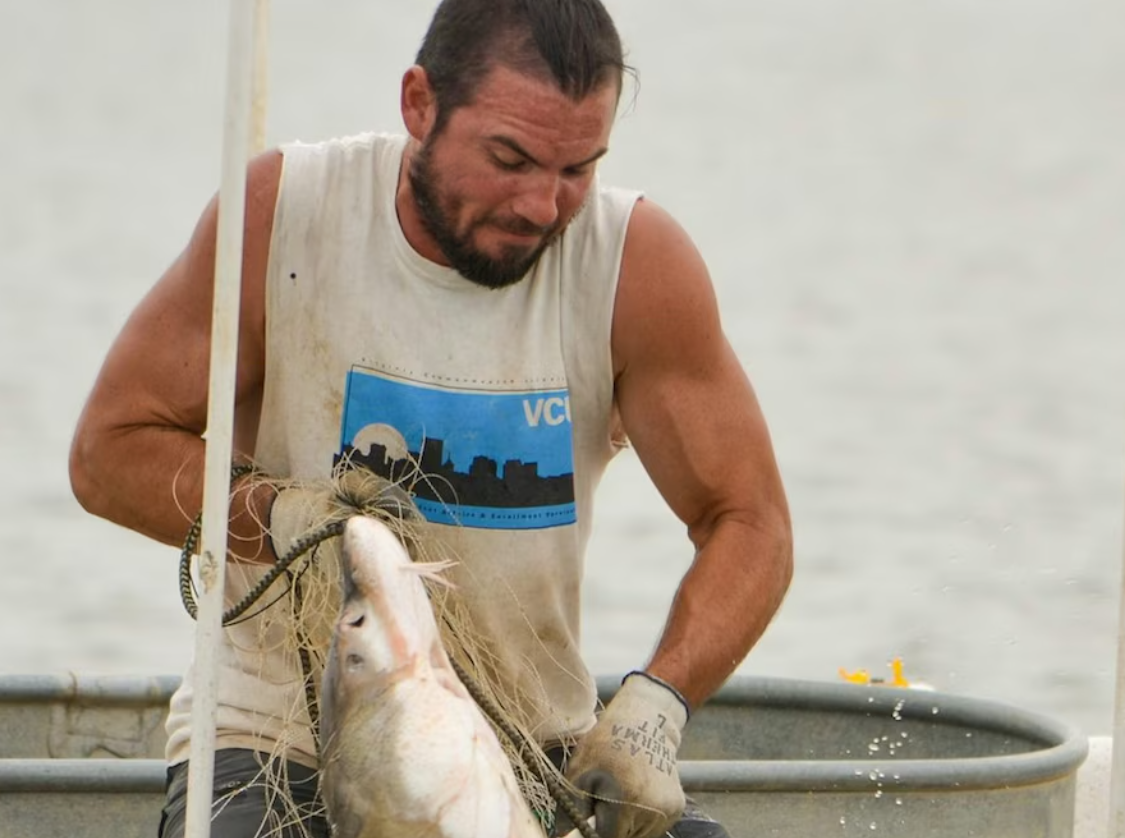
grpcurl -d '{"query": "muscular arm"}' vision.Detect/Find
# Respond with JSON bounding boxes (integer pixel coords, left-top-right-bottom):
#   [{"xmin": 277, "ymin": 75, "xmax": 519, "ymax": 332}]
[
  {"xmin": 612, "ymin": 199, "xmax": 793, "ymax": 710},
  {"xmin": 68, "ymin": 150, "xmax": 283, "ymax": 561}
]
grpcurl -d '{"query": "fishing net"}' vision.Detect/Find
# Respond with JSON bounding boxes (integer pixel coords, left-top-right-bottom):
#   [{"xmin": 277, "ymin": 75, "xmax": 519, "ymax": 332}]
[{"xmin": 186, "ymin": 457, "xmax": 572, "ymax": 836}]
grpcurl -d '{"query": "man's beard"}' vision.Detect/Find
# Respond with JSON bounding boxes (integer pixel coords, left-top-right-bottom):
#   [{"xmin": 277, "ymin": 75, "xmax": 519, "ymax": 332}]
[{"xmin": 408, "ymin": 138, "xmax": 561, "ymax": 290}]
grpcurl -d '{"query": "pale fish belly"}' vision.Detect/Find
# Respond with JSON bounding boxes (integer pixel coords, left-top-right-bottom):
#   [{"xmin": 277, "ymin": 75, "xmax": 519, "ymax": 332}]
[
  {"xmin": 319, "ymin": 516, "xmax": 547, "ymax": 838},
  {"xmin": 323, "ymin": 670, "xmax": 546, "ymax": 838}
]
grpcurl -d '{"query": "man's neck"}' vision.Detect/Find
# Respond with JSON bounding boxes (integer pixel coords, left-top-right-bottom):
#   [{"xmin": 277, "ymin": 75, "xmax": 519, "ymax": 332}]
[{"xmin": 394, "ymin": 139, "xmax": 449, "ymax": 267}]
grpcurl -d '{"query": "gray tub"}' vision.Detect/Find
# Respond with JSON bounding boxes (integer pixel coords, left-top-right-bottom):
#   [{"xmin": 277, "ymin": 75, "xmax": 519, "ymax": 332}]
[
  {"xmin": 0, "ymin": 674, "xmax": 1088, "ymax": 837},
  {"xmin": 0, "ymin": 675, "xmax": 175, "ymax": 837},
  {"xmin": 609, "ymin": 676, "xmax": 1090, "ymax": 837}
]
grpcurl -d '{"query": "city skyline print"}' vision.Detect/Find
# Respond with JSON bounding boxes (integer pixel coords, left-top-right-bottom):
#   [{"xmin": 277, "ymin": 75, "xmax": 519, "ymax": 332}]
[{"xmin": 337, "ymin": 365, "xmax": 577, "ymax": 530}]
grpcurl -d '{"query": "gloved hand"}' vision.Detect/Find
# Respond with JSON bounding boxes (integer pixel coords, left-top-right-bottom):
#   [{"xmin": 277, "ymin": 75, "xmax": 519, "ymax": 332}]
[
  {"xmin": 267, "ymin": 467, "xmax": 420, "ymax": 563},
  {"xmin": 554, "ymin": 671, "xmax": 690, "ymax": 838}
]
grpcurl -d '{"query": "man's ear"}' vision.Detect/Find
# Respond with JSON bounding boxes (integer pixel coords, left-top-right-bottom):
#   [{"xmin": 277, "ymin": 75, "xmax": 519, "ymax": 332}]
[{"xmin": 401, "ymin": 65, "xmax": 437, "ymax": 141}]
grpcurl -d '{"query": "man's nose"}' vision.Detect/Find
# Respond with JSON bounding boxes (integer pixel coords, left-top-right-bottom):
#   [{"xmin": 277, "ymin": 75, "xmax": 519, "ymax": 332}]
[{"xmin": 512, "ymin": 172, "xmax": 561, "ymax": 230}]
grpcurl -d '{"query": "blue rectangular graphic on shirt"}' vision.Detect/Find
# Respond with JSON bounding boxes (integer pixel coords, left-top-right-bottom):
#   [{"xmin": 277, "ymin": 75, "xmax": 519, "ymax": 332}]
[{"xmin": 338, "ymin": 366, "xmax": 576, "ymax": 530}]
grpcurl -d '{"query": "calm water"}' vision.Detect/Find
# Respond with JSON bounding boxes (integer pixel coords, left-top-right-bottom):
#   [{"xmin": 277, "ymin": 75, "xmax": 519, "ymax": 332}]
[{"xmin": 2, "ymin": 0, "xmax": 1124, "ymax": 737}]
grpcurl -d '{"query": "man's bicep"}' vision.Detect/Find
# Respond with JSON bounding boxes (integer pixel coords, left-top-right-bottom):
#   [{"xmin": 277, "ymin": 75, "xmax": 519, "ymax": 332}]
[
  {"xmin": 89, "ymin": 150, "xmax": 279, "ymax": 436},
  {"xmin": 613, "ymin": 201, "xmax": 785, "ymax": 542},
  {"xmin": 88, "ymin": 202, "xmax": 223, "ymax": 437},
  {"xmin": 617, "ymin": 342, "xmax": 780, "ymax": 541}
]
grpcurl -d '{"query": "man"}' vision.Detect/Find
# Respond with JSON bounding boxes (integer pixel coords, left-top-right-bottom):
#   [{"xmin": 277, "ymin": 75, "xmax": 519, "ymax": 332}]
[{"xmin": 69, "ymin": 1, "xmax": 792, "ymax": 836}]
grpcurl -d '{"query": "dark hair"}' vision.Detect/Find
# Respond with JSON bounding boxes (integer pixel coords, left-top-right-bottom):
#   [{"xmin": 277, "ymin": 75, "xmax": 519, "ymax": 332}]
[{"xmin": 415, "ymin": 0, "xmax": 631, "ymax": 129}]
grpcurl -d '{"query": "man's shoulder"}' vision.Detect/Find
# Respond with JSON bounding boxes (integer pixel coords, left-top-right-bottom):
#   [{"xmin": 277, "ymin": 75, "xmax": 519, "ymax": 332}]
[
  {"xmin": 275, "ymin": 132, "xmax": 406, "ymax": 200},
  {"xmin": 619, "ymin": 196, "xmax": 700, "ymax": 257},
  {"xmin": 280, "ymin": 131, "xmax": 406, "ymax": 158},
  {"xmin": 590, "ymin": 177, "xmax": 644, "ymax": 209},
  {"xmin": 564, "ymin": 178, "xmax": 643, "ymax": 242}
]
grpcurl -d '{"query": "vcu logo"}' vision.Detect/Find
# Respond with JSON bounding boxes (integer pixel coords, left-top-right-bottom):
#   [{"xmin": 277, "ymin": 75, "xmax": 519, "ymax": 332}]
[{"xmin": 522, "ymin": 395, "xmax": 571, "ymax": 427}]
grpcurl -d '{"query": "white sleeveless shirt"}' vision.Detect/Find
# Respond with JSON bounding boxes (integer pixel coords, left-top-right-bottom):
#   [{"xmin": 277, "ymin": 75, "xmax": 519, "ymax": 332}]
[{"xmin": 165, "ymin": 133, "xmax": 640, "ymax": 767}]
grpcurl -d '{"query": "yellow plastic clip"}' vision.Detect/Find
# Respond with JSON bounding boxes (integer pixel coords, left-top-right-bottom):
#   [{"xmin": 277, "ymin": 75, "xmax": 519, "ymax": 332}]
[
  {"xmin": 839, "ymin": 658, "xmax": 911, "ymax": 688},
  {"xmin": 838, "ymin": 667, "xmax": 871, "ymax": 685}
]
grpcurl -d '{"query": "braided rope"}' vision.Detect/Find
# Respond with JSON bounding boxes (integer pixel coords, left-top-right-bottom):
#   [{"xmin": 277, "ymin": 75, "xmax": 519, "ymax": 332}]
[{"xmin": 177, "ymin": 464, "xmax": 346, "ymax": 625}]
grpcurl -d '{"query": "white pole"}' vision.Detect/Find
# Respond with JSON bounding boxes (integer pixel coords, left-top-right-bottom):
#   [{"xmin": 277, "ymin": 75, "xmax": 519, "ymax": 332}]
[
  {"xmin": 183, "ymin": 2, "xmax": 263, "ymax": 837},
  {"xmin": 251, "ymin": 0, "xmax": 269, "ymax": 155},
  {"xmin": 1107, "ymin": 438, "xmax": 1125, "ymax": 836},
  {"xmin": 1109, "ymin": 463, "xmax": 1125, "ymax": 836}
]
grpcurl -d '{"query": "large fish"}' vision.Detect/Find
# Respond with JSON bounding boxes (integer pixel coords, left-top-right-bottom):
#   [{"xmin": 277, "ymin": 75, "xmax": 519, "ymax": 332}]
[{"xmin": 319, "ymin": 515, "xmax": 554, "ymax": 838}]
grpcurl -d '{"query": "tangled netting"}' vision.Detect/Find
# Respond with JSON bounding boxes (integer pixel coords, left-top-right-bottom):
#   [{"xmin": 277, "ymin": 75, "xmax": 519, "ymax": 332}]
[{"xmin": 179, "ymin": 460, "xmax": 600, "ymax": 838}]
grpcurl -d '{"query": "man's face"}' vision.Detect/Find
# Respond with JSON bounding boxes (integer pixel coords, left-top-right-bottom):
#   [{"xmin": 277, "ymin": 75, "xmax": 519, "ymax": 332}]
[{"xmin": 406, "ymin": 65, "xmax": 618, "ymax": 289}]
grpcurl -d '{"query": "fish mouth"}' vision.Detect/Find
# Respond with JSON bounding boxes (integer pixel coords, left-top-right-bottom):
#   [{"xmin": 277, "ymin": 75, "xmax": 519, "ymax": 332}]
[
  {"xmin": 330, "ymin": 518, "xmax": 428, "ymax": 681},
  {"xmin": 337, "ymin": 532, "xmax": 367, "ymax": 603}
]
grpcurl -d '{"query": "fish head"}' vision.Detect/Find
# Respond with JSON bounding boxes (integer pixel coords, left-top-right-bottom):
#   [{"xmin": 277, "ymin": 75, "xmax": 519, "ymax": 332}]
[
  {"xmin": 319, "ymin": 515, "xmax": 465, "ymax": 837},
  {"xmin": 321, "ymin": 515, "xmax": 446, "ymax": 724}
]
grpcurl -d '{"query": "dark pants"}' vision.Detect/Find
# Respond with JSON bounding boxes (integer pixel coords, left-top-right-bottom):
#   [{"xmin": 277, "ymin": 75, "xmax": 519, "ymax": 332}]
[
  {"xmin": 158, "ymin": 750, "xmax": 328, "ymax": 838},
  {"xmin": 158, "ymin": 748, "xmax": 729, "ymax": 838},
  {"xmin": 665, "ymin": 801, "xmax": 731, "ymax": 838}
]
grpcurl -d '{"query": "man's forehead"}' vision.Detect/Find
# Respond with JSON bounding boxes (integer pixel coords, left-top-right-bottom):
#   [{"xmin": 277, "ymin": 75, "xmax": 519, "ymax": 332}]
[{"xmin": 452, "ymin": 64, "xmax": 618, "ymax": 144}]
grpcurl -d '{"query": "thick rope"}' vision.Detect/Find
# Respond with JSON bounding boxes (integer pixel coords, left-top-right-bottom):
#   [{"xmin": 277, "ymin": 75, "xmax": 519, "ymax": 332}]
[
  {"xmin": 178, "ymin": 469, "xmax": 346, "ymax": 625},
  {"xmin": 286, "ymin": 563, "xmax": 322, "ymax": 753}
]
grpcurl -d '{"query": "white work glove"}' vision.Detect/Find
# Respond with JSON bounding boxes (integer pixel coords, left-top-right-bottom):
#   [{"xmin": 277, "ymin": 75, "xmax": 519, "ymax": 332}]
[
  {"xmin": 268, "ymin": 467, "xmax": 420, "ymax": 563},
  {"xmin": 554, "ymin": 671, "xmax": 690, "ymax": 838}
]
